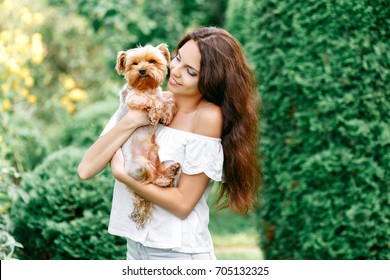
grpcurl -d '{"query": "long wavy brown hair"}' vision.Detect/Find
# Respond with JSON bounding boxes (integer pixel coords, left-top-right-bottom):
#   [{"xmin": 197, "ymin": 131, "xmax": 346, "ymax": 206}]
[{"xmin": 174, "ymin": 27, "xmax": 261, "ymax": 214}]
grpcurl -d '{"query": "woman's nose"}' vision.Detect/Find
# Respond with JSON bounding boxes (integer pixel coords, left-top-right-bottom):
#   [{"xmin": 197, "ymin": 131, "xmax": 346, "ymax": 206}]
[{"xmin": 170, "ymin": 65, "xmax": 180, "ymax": 77}]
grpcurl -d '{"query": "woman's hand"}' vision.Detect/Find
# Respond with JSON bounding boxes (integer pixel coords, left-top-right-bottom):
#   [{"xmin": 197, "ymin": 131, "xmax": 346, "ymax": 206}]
[{"xmin": 121, "ymin": 108, "xmax": 149, "ymax": 129}]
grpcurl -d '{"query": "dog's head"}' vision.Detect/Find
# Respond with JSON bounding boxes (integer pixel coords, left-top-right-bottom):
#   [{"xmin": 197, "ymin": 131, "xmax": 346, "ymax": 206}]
[{"xmin": 115, "ymin": 44, "xmax": 170, "ymax": 92}]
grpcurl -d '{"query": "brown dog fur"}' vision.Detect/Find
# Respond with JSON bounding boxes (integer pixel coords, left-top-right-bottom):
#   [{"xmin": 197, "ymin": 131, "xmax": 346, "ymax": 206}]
[{"xmin": 115, "ymin": 44, "xmax": 180, "ymax": 228}]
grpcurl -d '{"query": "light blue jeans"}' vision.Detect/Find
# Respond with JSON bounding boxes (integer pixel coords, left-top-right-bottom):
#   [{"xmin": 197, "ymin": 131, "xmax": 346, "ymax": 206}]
[{"xmin": 126, "ymin": 239, "xmax": 217, "ymax": 260}]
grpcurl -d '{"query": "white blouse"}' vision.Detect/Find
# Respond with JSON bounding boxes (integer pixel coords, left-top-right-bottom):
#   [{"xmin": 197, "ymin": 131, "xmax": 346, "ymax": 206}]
[{"xmin": 100, "ymin": 111, "xmax": 224, "ymax": 253}]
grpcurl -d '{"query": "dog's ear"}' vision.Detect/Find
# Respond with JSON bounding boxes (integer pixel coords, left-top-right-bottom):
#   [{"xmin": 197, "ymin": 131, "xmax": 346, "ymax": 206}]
[
  {"xmin": 115, "ymin": 51, "xmax": 127, "ymax": 74},
  {"xmin": 157, "ymin": 44, "xmax": 170, "ymax": 64}
]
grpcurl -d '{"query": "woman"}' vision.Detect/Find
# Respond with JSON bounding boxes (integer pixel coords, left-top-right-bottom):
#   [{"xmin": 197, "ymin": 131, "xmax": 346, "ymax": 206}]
[{"xmin": 78, "ymin": 27, "xmax": 261, "ymax": 260}]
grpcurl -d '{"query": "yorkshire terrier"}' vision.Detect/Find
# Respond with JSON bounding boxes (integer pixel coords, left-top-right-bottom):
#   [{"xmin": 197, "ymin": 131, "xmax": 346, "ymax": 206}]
[{"xmin": 115, "ymin": 44, "xmax": 180, "ymax": 228}]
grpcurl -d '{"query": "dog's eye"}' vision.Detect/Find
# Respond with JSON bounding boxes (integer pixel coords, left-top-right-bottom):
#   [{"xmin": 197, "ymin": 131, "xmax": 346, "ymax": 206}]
[
  {"xmin": 132, "ymin": 62, "xmax": 138, "ymax": 66},
  {"xmin": 149, "ymin": 59, "xmax": 156, "ymax": 64}
]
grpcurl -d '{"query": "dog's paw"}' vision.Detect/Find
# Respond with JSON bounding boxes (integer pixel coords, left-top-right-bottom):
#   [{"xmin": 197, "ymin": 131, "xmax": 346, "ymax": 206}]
[
  {"xmin": 148, "ymin": 115, "xmax": 159, "ymax": 127},
  {"xmin": 166, "ymin": 163, "xmax": 181, "ymax": 177},
  {"xmin": 148, "ymin": 110, "xmax": 161, "ymax": 126},
  {"xmin": 160, "ymin": 113, "xmax": 174, "ymax": 125},
  {"xmin": 154, "ymin": 163, "xmax": 181, "ymax": 187},
  {"xmin": 160, "ymin": 102, "xmax": 176, "ymax": 125}
]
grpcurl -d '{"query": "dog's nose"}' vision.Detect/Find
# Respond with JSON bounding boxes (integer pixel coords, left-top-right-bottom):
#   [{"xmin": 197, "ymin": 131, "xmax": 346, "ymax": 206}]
[{"xmin": 139, "ymin": 68, "xmax": 147, "ymax": 75}]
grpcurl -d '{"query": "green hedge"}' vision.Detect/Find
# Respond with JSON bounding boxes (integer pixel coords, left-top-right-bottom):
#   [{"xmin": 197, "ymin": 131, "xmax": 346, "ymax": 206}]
[
  {"xmin": 226, "ymin": 0, "xmax": 390, "ymax": 259},
  {"xmin": 10, "ymin": 146, "xmax": 126, "ymax": 259},
  {"xmin": 60, "ymin": 98, "xmax": 118, "ymax": 148},
  {"xmin": 2, "ymin": 111, "xmax": 50, "ymax": 172}
]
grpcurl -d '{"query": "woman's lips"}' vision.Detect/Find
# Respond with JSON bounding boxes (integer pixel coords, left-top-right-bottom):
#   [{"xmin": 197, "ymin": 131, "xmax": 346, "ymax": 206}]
[{"xmin": 168, "ymin": 76, "xmax": 181, "ymax": 86}]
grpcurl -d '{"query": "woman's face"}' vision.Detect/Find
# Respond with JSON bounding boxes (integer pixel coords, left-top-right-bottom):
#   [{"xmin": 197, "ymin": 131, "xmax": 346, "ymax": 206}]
[{"xmin": 168, "ymin": 40, "xmax": 201, "ymax": 98}]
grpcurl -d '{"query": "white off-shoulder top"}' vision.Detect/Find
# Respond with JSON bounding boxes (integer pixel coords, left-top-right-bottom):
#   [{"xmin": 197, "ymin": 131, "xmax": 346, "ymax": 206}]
[{"xmin": 100, "ymin": 111, "xmax": 224, "ymax": 253}]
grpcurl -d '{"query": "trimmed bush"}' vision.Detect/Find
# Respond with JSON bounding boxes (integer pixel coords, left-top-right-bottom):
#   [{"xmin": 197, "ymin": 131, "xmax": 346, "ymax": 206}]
[
  {"xmin": 224, "ymin": 0, "xmax": 251, "ymax": 45},
  {"xmin": 10, "ymin": 146, "xmax": 126, "ymax": 259},
  {"xmin": 3, "ymin": 111, "xmax": 50, "ymax": 172},
  {"xmin": 60, "ymin": 98, "xmax": 118, "ymax": 148},
  {"xmin": 227, "ymin": 0, "xmax": 390, "ymax": 259}
]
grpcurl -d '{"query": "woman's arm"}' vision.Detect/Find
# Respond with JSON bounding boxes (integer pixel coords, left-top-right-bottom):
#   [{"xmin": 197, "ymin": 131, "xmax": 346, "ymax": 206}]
[
  {"xmin": 77, "ymin": 110, "xmax": 149, "ymax": 180},
  {"xmin": 110, "ymin": 149, "xmax": 210, "ymax": 220}
]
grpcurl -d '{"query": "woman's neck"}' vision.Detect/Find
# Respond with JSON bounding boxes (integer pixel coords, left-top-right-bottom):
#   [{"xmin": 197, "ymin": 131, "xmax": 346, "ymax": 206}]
[
  {"xmin": 174, "ymin": 95, "xmax": 205, "ymax": 114},
  {"xmin": 169, "ymin": 94, "xmax": 207, "ymax": 131}
]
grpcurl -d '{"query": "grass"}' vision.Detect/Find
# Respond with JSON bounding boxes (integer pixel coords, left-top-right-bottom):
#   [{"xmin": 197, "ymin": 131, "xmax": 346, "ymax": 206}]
[
  {"xmin": 208, "ymin": 186, "xmax": 263, "ymax": 260},
  {"xmin": 215, "ymin": 248, "xmax": 263, "ymax": 260},
  {"xmin": 213, "ymin": 232, "xmax": 263, "ymax": 260}
]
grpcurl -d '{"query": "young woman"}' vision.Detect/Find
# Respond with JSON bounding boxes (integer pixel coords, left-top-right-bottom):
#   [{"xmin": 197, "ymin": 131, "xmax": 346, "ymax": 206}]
[{"xmin": 78, "ymin": 27, "xmax": 261, "ymax": 260}]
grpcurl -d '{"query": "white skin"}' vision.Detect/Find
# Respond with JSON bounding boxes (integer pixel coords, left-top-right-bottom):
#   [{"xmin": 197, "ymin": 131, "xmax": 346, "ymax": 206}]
[{"xmin": 78, "ymin": 39, "xmax": 223, "ymax": 219}]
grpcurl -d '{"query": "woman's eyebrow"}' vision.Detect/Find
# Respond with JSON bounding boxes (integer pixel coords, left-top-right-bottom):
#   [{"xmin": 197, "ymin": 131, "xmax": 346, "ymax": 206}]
[{"xmin": 178, "ymin": 50, "xmax": 200, "ymax": 73}]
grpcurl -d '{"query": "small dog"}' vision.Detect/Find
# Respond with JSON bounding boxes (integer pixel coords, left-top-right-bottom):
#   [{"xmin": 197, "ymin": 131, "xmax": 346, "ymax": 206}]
[{"xmin": 115, "ymin": 44, "xmax": 180, "ymax": 228}]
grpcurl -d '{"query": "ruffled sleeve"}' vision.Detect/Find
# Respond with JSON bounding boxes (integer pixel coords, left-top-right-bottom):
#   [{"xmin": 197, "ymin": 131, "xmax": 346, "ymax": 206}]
[
  {"xmin": 155, "ymin": 125, "xmax": 224, "ymax": 182},
  {"xmin": 182, "ymin": 137, "xmax": 224, "ymax": 182}
]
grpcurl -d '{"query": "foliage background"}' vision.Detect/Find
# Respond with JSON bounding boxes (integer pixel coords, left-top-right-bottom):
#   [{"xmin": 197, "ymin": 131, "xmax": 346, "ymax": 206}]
[
  {"xmin": 1, "ymin": 0, "xmax": 388, "ymax": 260},
  {"xmin": 226, "ymin": 0, "xmax": 389, "ymax": 259}
]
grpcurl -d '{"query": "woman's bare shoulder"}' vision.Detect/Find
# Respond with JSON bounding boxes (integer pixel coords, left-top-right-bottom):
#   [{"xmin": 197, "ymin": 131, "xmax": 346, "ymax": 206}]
[{"xmin": 194, "ymin": 102, "xmax": 223, "ymax": 138}]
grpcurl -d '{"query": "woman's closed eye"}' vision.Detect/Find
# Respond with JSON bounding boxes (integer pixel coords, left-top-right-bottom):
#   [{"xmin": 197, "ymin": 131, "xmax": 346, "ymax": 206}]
[
  {"xmin": 187, "ymin": 69, "xmax": 197, "ymax": 76},
  {"xmin": 174, "ymin": 54, "xmax": 198, "ymax": 77}
]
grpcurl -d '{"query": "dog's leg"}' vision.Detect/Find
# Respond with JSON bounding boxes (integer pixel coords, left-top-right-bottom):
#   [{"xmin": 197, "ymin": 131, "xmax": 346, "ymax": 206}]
[
  {"xmin": 142, "ymin": 134, "xmax": 181, "ymax": 187},
  {"xmin": 154, "ymin": 163, "xmax": 181, "ymax": 187},
  {"xmin": 147, "ymin": 97, "xmax": 164, "ymax": 127},
  {"xmin": 160, "ymin": 99, "xmax": 177, "ymax": 125}
]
